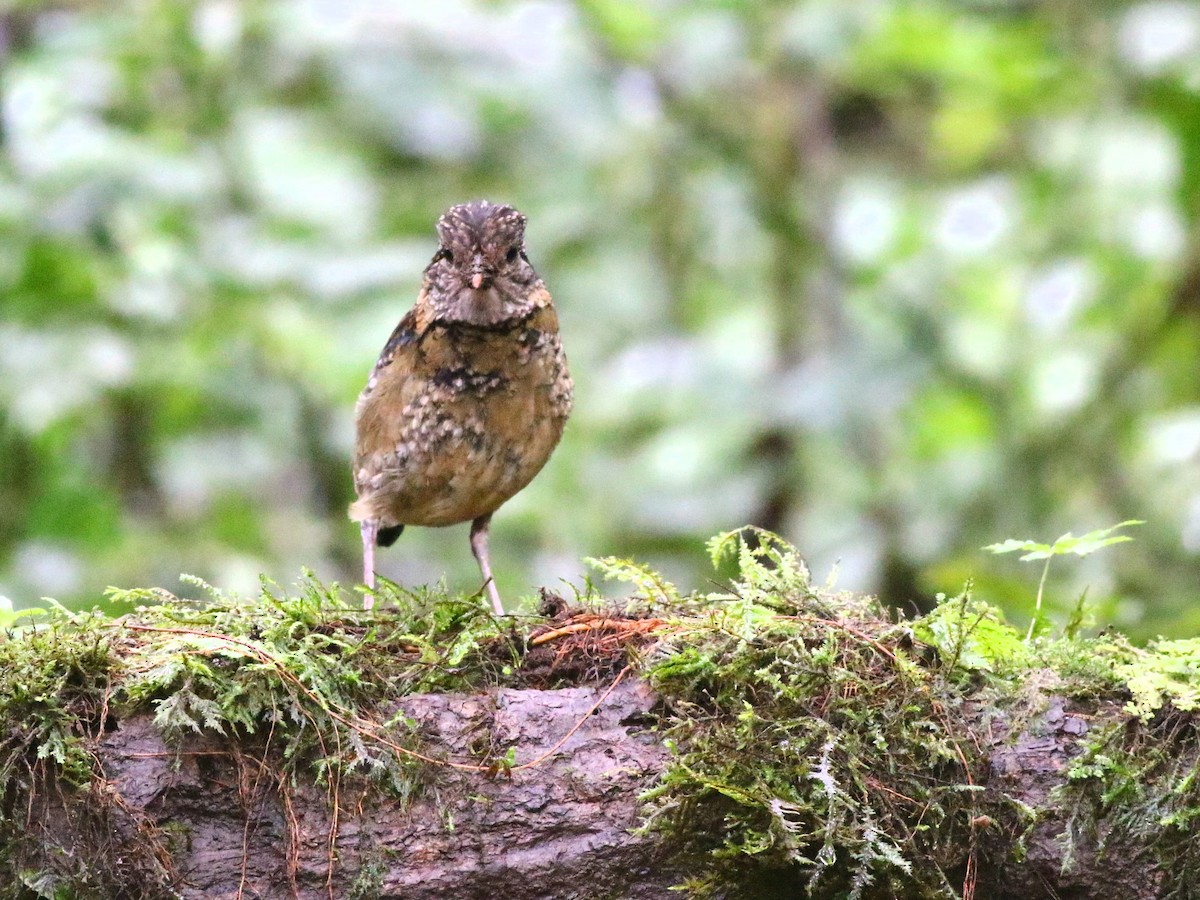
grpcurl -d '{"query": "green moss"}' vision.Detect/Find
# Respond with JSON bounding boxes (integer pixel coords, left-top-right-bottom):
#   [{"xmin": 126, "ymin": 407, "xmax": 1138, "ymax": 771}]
[
  {"xmin": 630, "ymin": 530, "xmax": 1200, "ymax": 898},
  {"xmin": 1053, "ymin": 636, "xmax": 1200, "ymax": 898},
  {"xmin": 1118, "ymin": 637, "xmax": 1200, "ymax": 720},
  {"xmin": 0, "ymin": 574, "xmax": 521, "ymax": 899},
  {"xmin": 913, "ymin": 589, "xmax": 1030, "ymax": 678},
  {"xmin": 1057, "ymin": 711, "xmax": 1200, "ymax": 897},
  {"xmin": 0, "ymin": 611, "xmax": 113, "ymax": 792},
  {"xmin": 639, "ymin": 531, "xmax": 987, "ymax": 898},
  {"xmin": 4, "ymin": 532, "xmax": 1200, "ymax": 898}
]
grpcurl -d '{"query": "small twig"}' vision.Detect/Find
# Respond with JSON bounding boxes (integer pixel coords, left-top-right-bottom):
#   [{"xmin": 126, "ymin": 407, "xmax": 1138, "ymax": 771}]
[
  {"xmin": 96, "ymin": 678, "xmax": 113, "ymax": 742},
  {"xmin": 237, "ymin": 722, "xmax": 278, "ymax": 900},
  {"xmin": 930, "ymin": 702, "xmax": 979, "ymax": 900},
  {"xmin": 279, "ymin": 781, "xmax": 302, "ymax": 899},
  {"xmin": 530, "ymin": 620, "xmax": 613, "ymax": 645},
  {"xmin": 117, "ymin": 750, "xmax": 232, "ymax": 758},
  {"xmin": 529, "ymin": 617, "xmax": 668, "ymax": 646},
  {"xmin": 325, "ymin": 718, "xmax": 342, "ymax": 899},
  {"xmin": 865, "ymin": 777, "xmax": 921, "ymax": 806}
]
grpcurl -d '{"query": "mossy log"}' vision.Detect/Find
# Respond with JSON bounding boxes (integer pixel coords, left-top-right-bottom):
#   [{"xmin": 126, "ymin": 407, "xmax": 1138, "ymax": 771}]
[
  {"xmin": 3, "ymin": 537, "xmax": 1198, "ymax": 899},
  {"xmin": 13, "ymin": 673, "xmax": 1162, "ymax": 899}
]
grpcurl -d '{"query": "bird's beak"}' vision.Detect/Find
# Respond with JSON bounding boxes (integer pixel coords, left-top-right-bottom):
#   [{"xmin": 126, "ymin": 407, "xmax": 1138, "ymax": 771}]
[{"xmin": 469, "ymin": 257, "xmax": 494, "ymax": 290}]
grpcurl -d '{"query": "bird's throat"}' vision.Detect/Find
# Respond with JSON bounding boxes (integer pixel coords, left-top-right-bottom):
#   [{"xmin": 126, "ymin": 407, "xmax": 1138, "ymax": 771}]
[{"xmin": 436, "ymin": 286, "xmax": 533, "ymax": 329}]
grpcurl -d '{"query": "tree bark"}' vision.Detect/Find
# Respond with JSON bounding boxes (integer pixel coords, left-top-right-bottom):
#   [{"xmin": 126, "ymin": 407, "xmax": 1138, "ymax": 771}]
[
  {"xmin": 23, "ymin": 675, "xmax": 1161, "ymax": 899},
  {"xmin": 90, "ymin": 681, "xmax": 675, "ymax": 900}
]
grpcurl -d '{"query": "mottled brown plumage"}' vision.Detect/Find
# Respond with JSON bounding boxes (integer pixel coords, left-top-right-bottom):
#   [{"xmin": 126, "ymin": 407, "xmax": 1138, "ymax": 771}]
[{"xmin": 350, "ymin": 201, "xmax": 572, "ymax": 612}]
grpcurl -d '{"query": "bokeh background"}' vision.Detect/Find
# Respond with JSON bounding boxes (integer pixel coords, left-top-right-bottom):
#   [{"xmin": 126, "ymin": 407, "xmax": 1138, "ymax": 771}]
[{"xmin": 2, "ymin": 0, "xmax": 1199, "ymax": 637}]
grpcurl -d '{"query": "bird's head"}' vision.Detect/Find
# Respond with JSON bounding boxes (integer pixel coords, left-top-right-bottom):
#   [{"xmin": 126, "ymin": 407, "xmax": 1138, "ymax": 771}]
[{"xmin": 424, "ymin": 200, "xmax": 542, "ymax": 326}]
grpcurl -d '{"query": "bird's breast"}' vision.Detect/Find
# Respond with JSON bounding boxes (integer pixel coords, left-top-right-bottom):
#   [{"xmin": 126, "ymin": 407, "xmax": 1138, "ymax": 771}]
[{"xmin": 351, "ymin": 311, "xmax": 572, "ymax": 527}]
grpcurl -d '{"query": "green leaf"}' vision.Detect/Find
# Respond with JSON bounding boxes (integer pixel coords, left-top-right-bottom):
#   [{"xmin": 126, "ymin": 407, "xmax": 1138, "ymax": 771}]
[
  {"xmin": 986, "ymin": 521, "xmax": 1144, "ymax": 561},
  {"xmin": 1053, "ymin": 520, "xmax": 1145, "ymax": 558},
  {"xmin": 983, "ymin": 539, "xmax": 1050, "ymax": 556}
]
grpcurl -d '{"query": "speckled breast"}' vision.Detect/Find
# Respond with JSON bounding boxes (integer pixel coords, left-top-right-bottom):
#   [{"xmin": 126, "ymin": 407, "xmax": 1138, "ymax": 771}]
[{"xmin": 355, "ymin": 311, "xmax": 572, "ymax": 528}]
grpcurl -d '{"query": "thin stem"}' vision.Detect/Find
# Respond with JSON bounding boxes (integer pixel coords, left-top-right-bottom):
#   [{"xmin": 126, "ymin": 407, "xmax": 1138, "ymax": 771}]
[{"xmin": 1026, "ymin": 557, "xmax": 1053, "ymax": 642}]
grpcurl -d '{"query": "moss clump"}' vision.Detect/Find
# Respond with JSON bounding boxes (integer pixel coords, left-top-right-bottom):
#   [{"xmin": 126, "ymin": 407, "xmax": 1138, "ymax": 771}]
[
  {"xmin": 0, "ymin": 575, "xmax": 524, "ymax": 899},
  {"xmin": 1058, "ymin": 710, "xmax": 1200, "ymax": 899},
  {"xmin": 0, "ymin": 609, "xmax": 114, "ymax": 791},
  {"xmin": 0, "ymin": 611, "xmax": 151, "ymax": 899},
  {"xmin": 628, "ymin": 531, "xmax": 1200, "ymax": 899},
  {"xmin": 638, "ymin": 531, "xmax": 988, "ymax": 898},
  {"xmin": 1055, "ymin": 637, "xmax": 1200, "ymax": 899}
]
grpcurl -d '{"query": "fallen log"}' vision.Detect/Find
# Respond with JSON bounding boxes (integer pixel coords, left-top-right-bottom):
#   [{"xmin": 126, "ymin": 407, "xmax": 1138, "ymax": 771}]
[{"xmin": 3, "ymin": 540, "xmax": 1198, "ymax": 899}]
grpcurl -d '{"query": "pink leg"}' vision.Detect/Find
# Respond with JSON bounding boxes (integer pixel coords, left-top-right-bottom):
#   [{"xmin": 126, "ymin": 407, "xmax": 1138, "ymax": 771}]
[
  {"xmin": 361, "ymin": 520, "xmax": 378, "ymax": 609},
  {"xmin": 470, "ymin": 514, "xmax": 504, "ymax": 616}
]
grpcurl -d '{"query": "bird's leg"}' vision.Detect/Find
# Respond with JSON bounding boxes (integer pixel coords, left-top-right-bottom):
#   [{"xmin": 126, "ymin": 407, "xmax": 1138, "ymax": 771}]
[
  {"xmin": 361, "ymin": 519, "xmax": 378, "ymax": 609},
  {"xmin": 470, "ymin": 514, "xmax": 504, "ymax": 616}
]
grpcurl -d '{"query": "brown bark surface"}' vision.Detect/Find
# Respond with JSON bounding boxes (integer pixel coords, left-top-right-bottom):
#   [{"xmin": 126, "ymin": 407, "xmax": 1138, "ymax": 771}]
[
  {"xmin": 984, "ymin": 693, "xmax": 1158, "ymax": 900},
  {"xmin": 96, "ymin": 680, "xmax": 675, "ymax": 900},
  {"xmin": 32, "ymin": 677, "xmax": 1151, "ymax": 899}
]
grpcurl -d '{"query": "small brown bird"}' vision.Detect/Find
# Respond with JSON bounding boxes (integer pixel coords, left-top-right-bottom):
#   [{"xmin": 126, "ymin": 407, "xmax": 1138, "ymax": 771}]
[{"xmin": 350, "ymin": 201, "xmax": 573, "ymax": 613}]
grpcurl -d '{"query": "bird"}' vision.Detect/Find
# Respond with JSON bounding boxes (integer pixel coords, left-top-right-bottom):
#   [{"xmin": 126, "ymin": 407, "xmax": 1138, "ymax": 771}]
[{"xmin": 349, "ymin": 201, "xmax": 573, "ymax": 614}]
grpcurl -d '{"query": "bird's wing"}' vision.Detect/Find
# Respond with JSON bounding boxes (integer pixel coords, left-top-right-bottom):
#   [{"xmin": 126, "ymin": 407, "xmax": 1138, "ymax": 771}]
[
  {"xmin": 361, "ymin": 308, "xmax": 420, "ymax": 400},
  {"xmin": 351, "ymin": 308, "xmax": 427, "ymax": 502}
]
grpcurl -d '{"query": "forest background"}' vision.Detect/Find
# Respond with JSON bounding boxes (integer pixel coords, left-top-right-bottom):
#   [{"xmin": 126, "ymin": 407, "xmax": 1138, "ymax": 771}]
[{"xmin": 2, "ymin": 0, "xmax": 1199, "ymax": 640}]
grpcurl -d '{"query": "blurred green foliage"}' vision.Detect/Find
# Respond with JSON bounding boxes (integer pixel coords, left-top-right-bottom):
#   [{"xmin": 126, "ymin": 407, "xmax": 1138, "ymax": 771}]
[{"xmin": 1, "ymin": 0, "xmax": 1199, "ymax": 637}]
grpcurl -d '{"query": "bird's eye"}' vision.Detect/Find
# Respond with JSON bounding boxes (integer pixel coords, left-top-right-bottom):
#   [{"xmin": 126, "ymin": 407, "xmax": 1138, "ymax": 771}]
[
  {"xmin": 435, "ymin": 248, "xmax": 453, "ymax": 264},
  {"xmin": 505, "ymin": 246, "xmax": 519, "ymax": 264}
]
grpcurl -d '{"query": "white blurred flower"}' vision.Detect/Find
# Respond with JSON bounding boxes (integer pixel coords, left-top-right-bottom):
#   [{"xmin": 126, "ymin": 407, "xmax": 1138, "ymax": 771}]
[
  {"xmin": 157, "ymin": 432, "xmax": 280, "ymax": 517},
  {"xmin": 1145, "ymin": 410, "xmax": 1200, "ymax": 464},
  {"xmin": 14, "ymin": 542, "xmax": 83, "ymax": 596},
  {"xmin": 1030, "ymin": 350, "xmax": 1097, "ymax": 416},
  {"xmin": 1036, "ymin": 116, "xmax": 1179, "ymax": 193},
  {"xmin": 1119, "ymin": 2, "xmax": 1200, "ymax": 74},
  {"xmin": 194, "ymin": 1, "xmax": 243, "ymax": 55},
  {"xmin": 239, "ymin": 110, "xmax": 379, "ymax": 239},
  {"xmin": 1023, "ymin": 260, "xmax": 1094, "ymax": 333},
  {"xmin": 935, "ymin": 179, "xmax": 1014, "ymax": 256},
  {"xmin": 1124, "ymin": 202, "xmax": 1186, "ymax": 261},
  {"xmin": 409, "ymin": 104, "xmax": 481, "ymax": 161},
  {"xmin": 833, "ymin": 180, "xmax": 900, "ymax": 265},
  {"xmin": 0, "ymin": 327, "xmax": 134, "ymax": 432},
  {"xmin": 506, "ymin": 1, "xmax": 576, "ymax": 72},
  {"xmin": 1094, "ymin": 122, "xmax": 1180, "ymax": 191},
  {"xmin": 614, "ymin": 68, "xmax": 662, "ymax": 127},
  {"xmin": 1182, "ymin": 495, "xmax": 1200, "ymax": 552}
]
